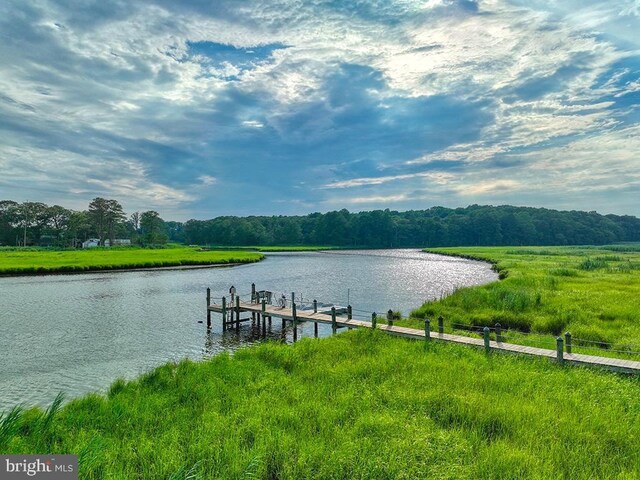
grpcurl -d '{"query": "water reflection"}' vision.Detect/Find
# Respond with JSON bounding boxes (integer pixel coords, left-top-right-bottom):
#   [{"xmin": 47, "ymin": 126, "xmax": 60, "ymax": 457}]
[{"xmin": 0, "ymin": 249, "xmax": 496, "ymax": 409}]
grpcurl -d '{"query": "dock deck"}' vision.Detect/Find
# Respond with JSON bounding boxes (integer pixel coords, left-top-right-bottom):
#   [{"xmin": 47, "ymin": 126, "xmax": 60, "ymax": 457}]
[{"xmin": 207, "ymin": 297, "xmax": 640, "ymax": 374}]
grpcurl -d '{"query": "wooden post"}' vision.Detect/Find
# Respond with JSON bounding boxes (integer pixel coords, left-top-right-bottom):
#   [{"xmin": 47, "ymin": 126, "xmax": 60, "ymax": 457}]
[
  {"xmin": 495, "ymin": 322, "xmax": 502, "ymax": 343},
  {"xmin": 313, "ymin": 299, "xmax": 317, "ymax": 313},
  {"xmin": 556, "ymin": 337, "xmax": 564, "ymax": 364},
  {"xmin": 438, "ymin": 315, "xmax": 444, "ymax": 334},
  {"xmin": 387, "ymin": 310, "xmax": 393, "ymax": 328},
  {"xmin": 236, "ymin": 295, "xmax": 240, "ymax": 331},
  {"xmin": 206, "ymin": 288, "xmax": 211, "ymax": 329},
  {"xmin": 291, "ymin": 292, "xmax": 295, "ymax": 309},
  {"xmin": 483, "ymin": 326, "xmax": 490, "ymax": 353},
  {"xmin": 292, "ymin": 302, "xmax": 298, "ymax": 342},
  {"xmin": 314, "ymin": 321, "xmax": 318, "ymax": 338},
  {"xmin": 251, "ymin": 283, "xmax": 256, "ymax": 303},
  {"xmin": 347, "ymin": 305, "xmax": 352, "ymax": 330},
  {"xmin": 425, "ymin": 319, "xmax": 430, "ymax": 340},
  {"xmin": 222, "ymin": 296, "xmax": 227, "ymax": 331},
  {"xmin": 331, "ymin": 307, "xmax": 337, "ymax": 334},
  {"xmin": 565, "ymin": 332, "xmax": 572, "ymax": 354},
  {"xmin": 372, "ymin": 312, "xmax": 377, "ymax": 329},
  {"xmin": 262, "ymin": 300, "xmax": 267, "ymax": 337}
]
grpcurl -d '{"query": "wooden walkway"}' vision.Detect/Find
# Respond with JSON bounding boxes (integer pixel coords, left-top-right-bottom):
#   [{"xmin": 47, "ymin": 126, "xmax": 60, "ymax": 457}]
[{"xmin": 208, "ymin": 299, "xmax": 640, "ymax": 374}]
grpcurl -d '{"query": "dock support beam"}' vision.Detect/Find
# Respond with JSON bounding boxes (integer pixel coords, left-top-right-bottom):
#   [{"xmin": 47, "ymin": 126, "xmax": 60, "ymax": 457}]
[
  {"xmin": 236, "ymin": 296, "xmax": 240, "ymax": 331},
  {"xmin": 483, "ymin": 326, "xmax": 490, "ymax": 353},
  {"xmin": 331, "ymin": 307, "xmax": 337, "ymax": 335},
  {"xmin": 556, "ymin": 337, "xmax": 564, "ymax": 364},
  {"xmin": 262, "ymin": 300, "xmax": 267, "ymax": 337},
  {"xmin": 206, "ymin": 288, "xmax": 211, "ymax": 329},
  {"xmin": 222, "ymin": 296, "xmax": 227, "ymax": 331},
  {"xmin": 292, "ymin": 302, "xmax": 298, "ymax": 342},
  {"xmin": 251, "ymin": 283, "xmax": 256, "ymax": 303}
]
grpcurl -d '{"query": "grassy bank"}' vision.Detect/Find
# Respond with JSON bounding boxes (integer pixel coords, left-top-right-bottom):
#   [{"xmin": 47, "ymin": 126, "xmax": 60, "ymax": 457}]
[
  {"xmin": 0, "ymin": 246, "xmax": 263, "ymax": 275},
  {"xmin": 2, "ymin": 330, "xmax": 640, "ymax": 479},
  {"xmin": 409, "ymin": 245, "xmax": 640, "ymax": 356}
]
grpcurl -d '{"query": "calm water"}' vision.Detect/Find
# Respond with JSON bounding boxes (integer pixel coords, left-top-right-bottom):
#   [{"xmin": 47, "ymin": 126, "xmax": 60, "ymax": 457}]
[{"xmin": 0, "ymin": 249, "xmax": 497, "ymax": 410}]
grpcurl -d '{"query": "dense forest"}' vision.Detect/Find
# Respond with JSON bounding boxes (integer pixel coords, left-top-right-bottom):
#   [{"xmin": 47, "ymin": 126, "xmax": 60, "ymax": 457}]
[
  {"xmin": 1, "ymin": 199, "xmax": 639, "ymax": 248},
  {"xmin": 182, "ymin": 205, "xmax": 640, "ymax": 247}
]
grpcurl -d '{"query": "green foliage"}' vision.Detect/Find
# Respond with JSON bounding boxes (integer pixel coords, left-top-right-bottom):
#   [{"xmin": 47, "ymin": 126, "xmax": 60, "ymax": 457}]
[
  {"xmin": 0, "ymin": 246, "xmax": 263, "ymax": 275},
  {"xmin": 181, "ymin": 205, "xmax": 640, "ymax": 247},
  {"xmin": 411, "ymin": 245, "xmax": 640, "ymax": 355},
  {"xmin": 3, "ymin": 331, "xmax": 640, "ymax": 478}
]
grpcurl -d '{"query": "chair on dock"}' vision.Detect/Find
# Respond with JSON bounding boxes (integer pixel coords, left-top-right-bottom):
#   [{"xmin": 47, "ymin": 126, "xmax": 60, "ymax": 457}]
[{"xmin": 255, "ymin": 290, "xmax": 273, "ymax": 304}]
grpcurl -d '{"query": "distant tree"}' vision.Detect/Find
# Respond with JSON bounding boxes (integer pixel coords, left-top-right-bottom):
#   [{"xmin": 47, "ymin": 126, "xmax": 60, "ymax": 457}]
[
  {"xmin": 0, "ymin": 200, "xmax": 19, "ymax": 245},
  {"xmin": 88, "ymin": 198, "xmax": 126, "ymax": 246},
  {"xmin": 140, "ymin": 210, "xmax": 167, "ymax": 244}
]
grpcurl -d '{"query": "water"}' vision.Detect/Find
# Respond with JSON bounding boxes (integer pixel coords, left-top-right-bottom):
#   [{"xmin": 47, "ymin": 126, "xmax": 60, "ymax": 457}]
[{"xmin": 0, "ymin": 249, "xmax": 497, "ymax": 410}]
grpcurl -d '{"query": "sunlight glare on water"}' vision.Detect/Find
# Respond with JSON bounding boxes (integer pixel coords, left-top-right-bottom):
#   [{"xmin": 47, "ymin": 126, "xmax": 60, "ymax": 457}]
[{"xmin": 0, "ymin": 249, "xmax": 497, "ymax": 410}]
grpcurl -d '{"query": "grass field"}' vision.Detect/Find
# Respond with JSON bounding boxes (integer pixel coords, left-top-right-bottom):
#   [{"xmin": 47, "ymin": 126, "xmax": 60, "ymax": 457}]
[
  {"xmin": 0, "ymin": 246, "xmax": 264, "ymax": 275},
  {"xmin": 2, "ymin": 330, "xmax": 640, "ymax": 479},
  {"xmin": 408, "ymin": 245, "xmax": 640, "ymax": 357}
]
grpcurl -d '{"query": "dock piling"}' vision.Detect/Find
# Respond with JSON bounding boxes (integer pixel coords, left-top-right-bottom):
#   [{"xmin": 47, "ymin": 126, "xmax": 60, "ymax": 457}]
[
  {"xmin": 292, "ymin": 302, "xmax": 298, "ymax": 342},
  {"xmin": 331, "ymin": 307, "xmax": 337, "ymax": 335},
  {"xmin": 387, "ymin": 309, "xmax": 393, "ymax": 328},
  {"xmin": 206, "ymin": 288, "xmax": 211, "ymax": 329},
  {"xmin": 483, "ymin": 326, "xmax": 490, "ymax": 353},
  {"xmin": 313, "ymin": 299, "xmax": 317, "ymax": 313},
  {"xmin": 438, "ymin": 315, "xmax": 444, "ymax": 334},
  {"xmin": 262, "ymin": 300, "xmax": 267, "ymax": 337},
  {"xmin": 495, "ymin": 322, "xmax": 502, "ymax": 343},
  {"xmin": 425, "ymin": 319, "xmax": 431, "ymax": 340},
  {"xmin": 222, "ymin": 296, "xmax": 227, "ymax": 331},
  {"xmin": 236, "ymin": 296, "xmax": 240, "ymax": 331},
  {"xmin": 565, "ymin": 332, "xmax": 572, "ymax": 354},
  {"xmin": 556, "ymin": 337, "xmax": 564, "ymax": 364},
  {"xmin": 372, "ymin": 312, "xmax": 377, "ymax": 329}
]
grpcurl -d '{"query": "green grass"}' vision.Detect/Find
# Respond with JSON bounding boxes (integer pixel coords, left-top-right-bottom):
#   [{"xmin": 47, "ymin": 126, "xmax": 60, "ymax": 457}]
[
  {"xmin": 3, "ymin": 330, "xmax": 640, "ymax": 479},
  {"xmin": 409, "ymin": 245, "xmax": 640, "ymax": 357},
  {"xmin": 0, "ymin": 246, "xmax": 263, "ymax": 275}
]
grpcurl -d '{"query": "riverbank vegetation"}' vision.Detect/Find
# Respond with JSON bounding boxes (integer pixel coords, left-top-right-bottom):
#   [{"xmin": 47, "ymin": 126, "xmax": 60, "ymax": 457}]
[
  {"xmin": 4, "ymin": 199, "xmax": 640, "ymax": 249},
  {"xmin": 0, "ymin": 246, "xmax": 263, "ymax": 275},
  {"xmin": 181, "ymin": 205, "xmax": 640, "ymax": 247},
  {"xmin": 2, "ymin": 330, "xmax": 640, "ymax": 479},
  {"xmin": 409, "ymin": 244, "xmax": 640, "ymax": 356}
]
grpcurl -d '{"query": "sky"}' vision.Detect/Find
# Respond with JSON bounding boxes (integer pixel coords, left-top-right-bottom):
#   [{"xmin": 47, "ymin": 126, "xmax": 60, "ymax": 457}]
[{"xmin": 1, "ymin": 0, "xmax": 639, "ymax": 220}]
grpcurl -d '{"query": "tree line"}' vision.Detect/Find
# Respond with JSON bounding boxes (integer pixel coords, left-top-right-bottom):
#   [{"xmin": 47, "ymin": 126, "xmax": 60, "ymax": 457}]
[
  {"xmin": 0, "ymin": 198, "xmax": 179, "ymax": 247},
  {"xmin": 2, "ymin": 200, "xmax": 639, "ymax": 248},
  {"xmin": 182, "ymin": 205, "xmax": 640, "ymax": 247}
]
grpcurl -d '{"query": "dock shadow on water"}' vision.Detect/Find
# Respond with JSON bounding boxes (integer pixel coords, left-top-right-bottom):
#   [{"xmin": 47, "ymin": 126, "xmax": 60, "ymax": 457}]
[{"xmin": 0, "ymin": 249, "xmax": 497, "ymax": 410}]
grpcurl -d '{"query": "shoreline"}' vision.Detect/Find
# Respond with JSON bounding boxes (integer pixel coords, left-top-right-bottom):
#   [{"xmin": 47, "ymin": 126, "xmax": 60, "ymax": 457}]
[{"xmin": 0, "ymin": 260, "xmax": 262, "ymax": 278}]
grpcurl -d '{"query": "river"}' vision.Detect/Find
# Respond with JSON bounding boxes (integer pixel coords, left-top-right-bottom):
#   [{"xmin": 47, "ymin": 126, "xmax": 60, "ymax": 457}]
[{"xmin": 0, "ymin": 249, "xmax": 497, "ymax": 410}]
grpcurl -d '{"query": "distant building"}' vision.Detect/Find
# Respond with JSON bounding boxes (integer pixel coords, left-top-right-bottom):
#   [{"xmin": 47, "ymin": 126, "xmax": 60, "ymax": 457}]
[
  {"xmin": 81, "ymin": 238, "xmax": 131, "ymax": 248},
  {"xmin": 82, "ymin": 238, "xmax": 100, "ymax": 248},
  {"xmin": 106, "ymin": 239, "xmax": 132, "ymax": 247}
]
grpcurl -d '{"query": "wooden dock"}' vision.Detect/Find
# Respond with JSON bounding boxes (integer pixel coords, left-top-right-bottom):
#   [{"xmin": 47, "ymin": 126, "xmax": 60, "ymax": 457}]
[{"xmin": 206, "ymin": 287, "xmax": 640, "ymax": 374}]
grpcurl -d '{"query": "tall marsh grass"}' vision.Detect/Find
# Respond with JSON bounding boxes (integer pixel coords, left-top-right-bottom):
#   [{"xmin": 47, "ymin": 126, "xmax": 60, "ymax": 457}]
[{"xmin": 3, "ymin": 331, "xmax": 640, "ymax": 479}]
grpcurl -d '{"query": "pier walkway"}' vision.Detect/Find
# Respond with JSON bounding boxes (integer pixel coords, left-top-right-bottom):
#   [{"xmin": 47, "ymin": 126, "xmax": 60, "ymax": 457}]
[{"xmin": 206, "ymin": 287, "xmax": 640, "ymax": 374}]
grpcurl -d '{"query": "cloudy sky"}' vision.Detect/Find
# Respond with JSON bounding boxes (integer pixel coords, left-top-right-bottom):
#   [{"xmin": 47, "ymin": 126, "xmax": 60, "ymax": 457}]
[{"xmin": 1, "ymin": 0, "xmax": 639, "ymax": 220}]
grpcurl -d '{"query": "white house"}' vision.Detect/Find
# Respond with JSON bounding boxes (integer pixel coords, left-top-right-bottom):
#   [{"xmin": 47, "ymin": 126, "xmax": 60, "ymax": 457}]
[
  {"xmin": 82, "ymin": 238, "xmax": 100, "ymax": 248},
  {"xmin": 81, "ymin": 238, "xmax": 132, "ymax": 248}
]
